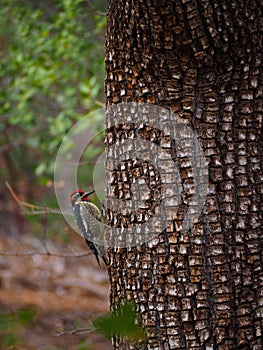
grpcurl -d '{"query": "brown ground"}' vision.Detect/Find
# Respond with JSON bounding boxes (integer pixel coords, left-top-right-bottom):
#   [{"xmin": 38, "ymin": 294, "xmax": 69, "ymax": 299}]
[{"xmin": 0, "ymin": 232, "xmax": 112, "ymax": 350}]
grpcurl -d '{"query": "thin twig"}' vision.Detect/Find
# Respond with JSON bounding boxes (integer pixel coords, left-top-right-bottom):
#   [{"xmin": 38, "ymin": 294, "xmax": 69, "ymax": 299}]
[
  {"xmin": 0, "ymin": 250, "xmax": 91, "ymax": 258},
  {"xmin": 5, "ymin": 181, "xmax": 27, "ymax": 207},
  {"xmin": 85, "ymin": 0, "xmax": 107, "ymax": 16},
  {"xmin": 5, "ymin": 181, "xmax": 64, "ymax": 215},
  {"xmin": 19, "ymin": 209, "xmax": 64, "ymax": 215},
  {"xmin": 95, "ymin": 100, "xmax": 105, "ymax": 107},
  {"xmin": 40, "ymin": 210, "xmax": 50, "ymax": 254},
  {"xmin": 54, "ymin": 327, "xmax": 93, "ymax": 336}
]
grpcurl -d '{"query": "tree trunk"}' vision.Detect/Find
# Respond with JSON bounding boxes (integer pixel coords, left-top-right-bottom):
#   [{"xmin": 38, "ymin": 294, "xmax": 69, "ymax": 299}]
[{"xmin": 105, "ymin": 1, "xmax": 263, "ymax": 349}]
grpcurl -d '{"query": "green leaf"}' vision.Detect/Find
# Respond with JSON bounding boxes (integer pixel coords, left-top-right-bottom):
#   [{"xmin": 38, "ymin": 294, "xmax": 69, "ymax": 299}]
[
  {"xmin": 1, "ymin": 333, "xmax": 22, "ymax": 347},
  {"xmin": 35, "ymin": 162, "xmax": 47, "ymax": 176},
  {"xmin": 93, "ymin": 301, "xmax": 146, "ymax": 341},
  {"xmin": 0, "ymin": 312, "xmax": 13, "ymax": 331},
  {"xmin": 16, "ymin": 307, "xmax": 36, "ymax": 326}
]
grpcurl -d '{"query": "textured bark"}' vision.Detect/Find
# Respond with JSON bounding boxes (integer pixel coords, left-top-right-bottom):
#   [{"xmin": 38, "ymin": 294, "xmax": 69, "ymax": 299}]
[{"xmin": 105, "ymin": 1, "xmax": 263, "ymax": 349}]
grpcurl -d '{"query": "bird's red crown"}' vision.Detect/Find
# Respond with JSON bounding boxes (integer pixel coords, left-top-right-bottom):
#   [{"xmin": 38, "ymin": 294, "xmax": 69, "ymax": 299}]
[{"xmin": 69, "ymin": 189, "xmax": 94, "ymax": 203}]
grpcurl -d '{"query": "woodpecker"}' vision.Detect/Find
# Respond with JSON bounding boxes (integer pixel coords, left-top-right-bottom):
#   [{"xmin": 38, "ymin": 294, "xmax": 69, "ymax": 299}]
[{"xmin": 69, "ymin": 190, "xmax": 109, "ymax": 266}]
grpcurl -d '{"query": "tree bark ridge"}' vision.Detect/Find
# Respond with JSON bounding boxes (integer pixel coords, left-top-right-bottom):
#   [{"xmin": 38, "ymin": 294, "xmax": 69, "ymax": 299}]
[{"xmin": 105, "ymin": 1, "xmax": 263, "ymax": 349}]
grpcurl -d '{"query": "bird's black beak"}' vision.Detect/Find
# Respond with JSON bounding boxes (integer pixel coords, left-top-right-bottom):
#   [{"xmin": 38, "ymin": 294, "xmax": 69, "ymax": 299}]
[{"xmin": 82, "ymin": 190, "xmax": 95, "ymax": 199}]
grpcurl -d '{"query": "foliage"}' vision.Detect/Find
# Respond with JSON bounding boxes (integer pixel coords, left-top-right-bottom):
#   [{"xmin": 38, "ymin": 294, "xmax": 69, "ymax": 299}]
[
  {"xmin": 0, "ymin": 307, "xmax": 37, "ymax": 348},
  {"xmin": 0, "ymin": 0, "xmax": 106, "ymax": 183},
  {"xmin": 93, "ymin": 300, "xmax": 147, "ymax": 342}
]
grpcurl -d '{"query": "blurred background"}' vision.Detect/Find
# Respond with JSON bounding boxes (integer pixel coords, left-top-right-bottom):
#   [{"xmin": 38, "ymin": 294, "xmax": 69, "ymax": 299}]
[{"xmin": 0, "ymin": 0, "xmax": 111, "ymax": 348}]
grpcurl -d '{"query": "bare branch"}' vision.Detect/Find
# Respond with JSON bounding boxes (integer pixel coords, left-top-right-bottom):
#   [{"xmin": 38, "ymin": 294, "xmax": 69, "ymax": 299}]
[
  {"xmin": 0, "ymin": 250, "xmax": 91, "ymax": 258},
  {"xmin": 4, "ymin": 183, "xmax": 91, "ymax": 259},
  {"xmin": 95, "ymin": 100, "xmax": 105, "ymax": 107},
  {"xmin": 54, "ymin": 326, "xmax": 93, "ymax": 337},
  {"xmin": 5, "ymin": 180, "xmax": 26, "ymax": 208},
  {"xmin": 5, "ymin": 181, "xmax": 65, "ymax": 215},
  {"xmin": 85, "ymin": 0, "xmax": 107, "ymax": 16}
]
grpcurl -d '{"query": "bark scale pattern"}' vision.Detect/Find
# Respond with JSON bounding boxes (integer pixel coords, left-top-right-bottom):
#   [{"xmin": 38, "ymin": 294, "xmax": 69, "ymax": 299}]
[{"xmin": 105, "ymin": 1, "xmax": 263, "ymax": 349}]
